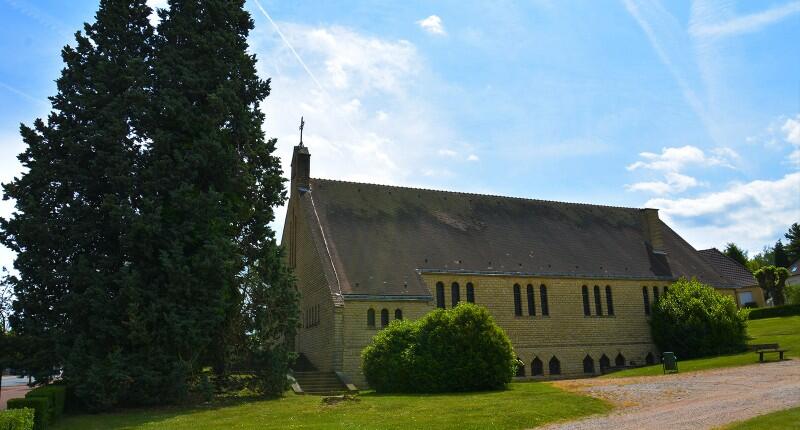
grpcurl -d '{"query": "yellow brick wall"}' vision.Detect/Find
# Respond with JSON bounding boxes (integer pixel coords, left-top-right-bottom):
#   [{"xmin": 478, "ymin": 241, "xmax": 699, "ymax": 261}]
[
  {"xmin": 340, "ymin": 274, "xmax": 667, "ymax": 387},
  {"xmin": 715, "ymin": 286, "xmax": 765, "ymax": 308}
]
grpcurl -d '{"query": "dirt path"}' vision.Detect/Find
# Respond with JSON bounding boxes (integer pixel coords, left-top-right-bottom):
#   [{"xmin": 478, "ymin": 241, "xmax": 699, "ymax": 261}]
[{"xmin": 538, "ymin": 359, "xmax": 800, "ymax": 430}]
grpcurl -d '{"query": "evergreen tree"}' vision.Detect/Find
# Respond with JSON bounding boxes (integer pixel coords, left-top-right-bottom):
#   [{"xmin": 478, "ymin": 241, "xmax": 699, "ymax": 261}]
[
  {"xmin": 785, "ymin": 223, "xmax": 800, "ymax": 264},
  {"xmin": 723, "ymin": 243, "xmax": 748, "ymax": 267},
  {"xmin": 774, "ymin": 240, "xmax": 790, "ymax": 268}
]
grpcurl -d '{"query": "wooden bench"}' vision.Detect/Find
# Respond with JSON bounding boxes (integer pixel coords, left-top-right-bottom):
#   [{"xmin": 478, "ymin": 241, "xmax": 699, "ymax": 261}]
[{"xmin": 751, "ymin": 343, "xmax": 788, "ymax": 362}]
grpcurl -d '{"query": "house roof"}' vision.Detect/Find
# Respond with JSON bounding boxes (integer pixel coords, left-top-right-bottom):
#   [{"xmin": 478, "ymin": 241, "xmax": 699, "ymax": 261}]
[
  {"xmin": 304, "ymin": 178, "xmax": 735, "ymax": 298},
  {"xmin": 697, "ymin": 248, "xmax": 757, "ymax": 288}
]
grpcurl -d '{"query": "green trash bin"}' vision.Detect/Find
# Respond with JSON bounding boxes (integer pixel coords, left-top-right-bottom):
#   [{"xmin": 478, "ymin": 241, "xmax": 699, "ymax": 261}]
[{"xmin": 662, "ymin": 352, "xmax": 678, "ymax": 374}]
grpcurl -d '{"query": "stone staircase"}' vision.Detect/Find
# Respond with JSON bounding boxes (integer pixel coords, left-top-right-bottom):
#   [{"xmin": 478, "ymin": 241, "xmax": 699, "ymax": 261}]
[{"xmin": 292, "ymin": 371, "xmax": 349, "ymax": 395}]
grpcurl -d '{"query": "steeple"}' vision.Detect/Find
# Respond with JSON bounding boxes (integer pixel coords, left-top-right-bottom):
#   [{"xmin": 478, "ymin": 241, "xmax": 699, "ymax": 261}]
[{"xmin": 291, "ymin": 116, "xmax": 310, "ymax": 196}]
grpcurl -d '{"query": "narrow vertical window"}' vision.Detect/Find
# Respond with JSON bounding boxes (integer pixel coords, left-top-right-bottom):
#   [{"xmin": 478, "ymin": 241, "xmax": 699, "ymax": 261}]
[
  {"xmin": 605, "ymin": 285, "xmax": 615, "ymax": 316},
  {"xmin": 663, "ymin": 286, "xmax": 669, "ymax": 295},
  {"xmin": 395, "ymin": 309, "xmax": 403, "ymax": 320},
  {"xmin": 466, "ymin": 282, "xmax": 475, "ymax": 303},
  {"xmin": 526, "ymin": 284, "xmax": 536, "ymax": 316},
  {"xmin": 615, "ymin": 353, "xmax": 626, "ymax": 367},
  {"xmin": 599, "ymin": 354, "xmax": 610, "ymax": 372},
  {"xmin": 593, "ymin": 285, "xmax": 603, "ymax": 316},
  {"xmin": 583, "ymin": 355, "xmax": 595, "ymax": 374},
  {"xmin": 367, "ymin": 309, "xmax": 375, "ymax": 328},
  {"xmin": 436, "ymin": 282, "xmax": 445, "ymax": 309},
  {"xmin": 380, "ymin": 309, "xmax": 389, "ymax": 328},
  {"xmin": 515, "ymin": 358, "xmax": 526, "ymax": 377},
  {"xmin": 531, "ymin": 357, "xmax": 543, "ymax": 376},
  {"xmin": 549, "ymin": 356, "xmax": 561, "ymax": 375},
  {"xmin": 653, "ymin": 286, "xmax": 660, "ymax": 303},
  {"xmin": 540, "ymin": 284, "xmax": 549, "ymax": 316},
  {"xmin": 582, "ymin": 285, "xmax": 591, "ymax": 316},
  {"xmin": 513, "ymin": 284, "xmax": 522, "ymax": 316},
  {"xmin": 643, "ymin": 287, "xmax": 651, "ymax": 315},
  {"xmin": 451, "ymin": 282, "xmax": 460, "ymax": 307}
]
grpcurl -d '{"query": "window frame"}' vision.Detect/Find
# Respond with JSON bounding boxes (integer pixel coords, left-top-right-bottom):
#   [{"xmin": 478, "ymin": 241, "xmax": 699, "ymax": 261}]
[
  {"xmin": 526, "ymin": 284, "xmax": 536, "ymax": 316},
  {"xmin": 540, "ymin": 284, "xmax": 550, "ymax": 316},
  {"xmin": 605, "ymin": 285, "xmax": 615, "ymax": 316},
  {"xmin": 582, "ymin": 285, "xmax": 591, "ymax": 316},
  {"xmin": 513, "ymin": 284, "xmax": 523, "ymax": 316}
]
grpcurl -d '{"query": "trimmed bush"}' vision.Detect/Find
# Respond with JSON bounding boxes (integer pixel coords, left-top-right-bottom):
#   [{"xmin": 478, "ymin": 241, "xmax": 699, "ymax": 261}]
[
  {"xmin": 0, "ymin": 408, "xmax": 35, "ymax": 430},
  {"xmin": 7, "ymin": 397, "xmax": 49, "ymax": 430},
  {"xmin": 25, "ymin": 386, "xmax": 65, "ymax": 420},
  {"xmin": 650, "ymin": 278, "xmax": 748, "ymax": 359},
  {"xmin": 748, "ymin": 303, "xmax": 800, "ymax": 320},
  {"xmin": 362, "ymin": 303, "xmax": 516, "ymax": 393}
]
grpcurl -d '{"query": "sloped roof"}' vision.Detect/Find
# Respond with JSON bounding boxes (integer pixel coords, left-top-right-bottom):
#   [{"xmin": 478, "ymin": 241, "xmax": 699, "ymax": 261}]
[
  {"xmin": 697, "ymin": 248, "xmax": 757, "ymax": 288},
  {"xmin": 304, "ymin": 178, "xmax": 734, "ymax": 298}
]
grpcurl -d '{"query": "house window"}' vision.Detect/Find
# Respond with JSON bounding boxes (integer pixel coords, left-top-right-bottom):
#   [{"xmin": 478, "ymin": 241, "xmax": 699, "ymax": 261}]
[
  {"xmin": 466, "ymin": 282, "xmax": 475, "ymax": 303},
  {"xmin": 531, "ymin": 357, "xmax": 543, "ymax": 376},
  {"xmin": 642, "ymin": 287, "xmax": 651, "ymax": 315},
  {"xmin": 583, "ymin": 355, "xmax": 595, "ymax": 374},
  {"xmin": 582, "ymin": 285, "xmax": 590, "ymax": 316},
  {"xmin": 380, "ymin": 309, "xmax": 389, "ymax": 328},
  {"xmin": 593, "ymin": 285, "xmax": 603, "ymax": 316},
  {"xmin": 436, "ymin": 282, "xmax": 445, "ymax": 309},
  {"xmin": 395, "ymin": 309, "xmax": 403, "ymax": 320},
  {"xmin": 513, "ymin": 284, "xmax": 522, "ymax": 316},
  {"xmin": 645, "ymin": 352, "xmax": 655, "ymax": 365},
  {"xmin": 451, "ymin": 282, "xmax": 460, "ymax": 307},
  {"xmin": 605, "ymin": 285, "xmax": 615, "ymax": 316},
  {"xmin": 526, "ymin": 284, "xmax": 536, "ymax": 316},
  {"xmin": 653, "ymin": 286, "xmax": 660, "ymax": 303},
  {"xmin": 599, "ymin": 354, "xmax": 610, "ymax": 372},
  {"xmin": 515, "ymin": 358, "xmax": 526, "ymax": 377},
  {"xmin": 540, "ymin": 284, "xmax": 549, "ymax": 316},
  {"xmin": 663, "ymin": 286, "xmax": 669, "ymax": 295},
  {"xmin": 548, "ymin": 356, "xmax": 561, "ymax": 375},
  {"xmin": 367, "ymin": 309, "xmax": 375, "ymax": 328},
  {"xmin": 615, "ymin": 353, "xmax": 626, "ymax": 367}
]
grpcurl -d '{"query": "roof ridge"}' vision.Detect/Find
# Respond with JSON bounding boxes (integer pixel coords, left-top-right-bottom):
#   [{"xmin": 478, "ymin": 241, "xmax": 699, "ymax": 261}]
[{"xmin": 310, "ymin": 177, "xmax": 644, "ymax": 211}]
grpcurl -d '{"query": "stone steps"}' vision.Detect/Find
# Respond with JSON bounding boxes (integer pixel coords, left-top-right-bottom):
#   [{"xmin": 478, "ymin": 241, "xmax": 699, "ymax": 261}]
[{"xmin": 293, "ymin": 371, "xmax": 348, "ymax": 394}]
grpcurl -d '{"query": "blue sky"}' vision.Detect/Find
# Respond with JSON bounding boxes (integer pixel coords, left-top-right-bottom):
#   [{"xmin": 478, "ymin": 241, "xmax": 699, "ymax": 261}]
[{"xmin": 1, "ymin": 0, "xmax": 799, "ymax": 274}]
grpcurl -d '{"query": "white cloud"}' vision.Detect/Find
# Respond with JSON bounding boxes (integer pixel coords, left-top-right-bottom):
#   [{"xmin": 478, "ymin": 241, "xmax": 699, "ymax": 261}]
[
  {"xmin": 627, "ymin": 172, "xmax": 701, "ymax": 195},
  {"xmin": 146, "ymin": 0, "xmax": 168, "ymax": 26},
  {"xmin": 417, "ymin": 15, "xmax": 446, "ymax": 35},
  {"xmin": 782, "ymin": 115, "xmax": 800, "ymax": 166},
  {"xmin": 467, "ymin": 154, "xmax": 479, "ymax": 161},
  {"xmin": 627, "ymin": 145, "xmax": 738, "ymax": 172},
  {"xmin": 690, "ymin": 1, "xmax": 800, "ymax": 38},
  {"xmin": 438, "ymin": 148, "xmax": 458, "ymax": 157},
  {"xmin": 647, "ymin": 172, "xmax": 800, "ymax": 254}
]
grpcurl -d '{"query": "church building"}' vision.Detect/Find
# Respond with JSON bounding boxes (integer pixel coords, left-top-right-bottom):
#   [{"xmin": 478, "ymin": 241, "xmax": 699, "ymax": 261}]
[{"xmin": 281, "ymin": 143, "xmax": 764, "ymax": 387}]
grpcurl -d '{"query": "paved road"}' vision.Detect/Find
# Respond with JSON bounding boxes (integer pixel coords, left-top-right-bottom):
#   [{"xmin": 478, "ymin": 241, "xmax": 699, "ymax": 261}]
[{"xmin": 539, "ymin": 360, "xmax": 800, "ymax": 430}]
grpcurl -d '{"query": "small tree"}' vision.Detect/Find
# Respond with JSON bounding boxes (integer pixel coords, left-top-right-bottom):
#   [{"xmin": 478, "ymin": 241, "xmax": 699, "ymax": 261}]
[
  {"xmin": 723, "ymin": 243, "xmax": 748, "ymax": 267},
  {"xmin": 754, "ymin": 265, "xmax": 790, "ymax": 306},
  {"xmin": 747, "ymin": 245, "xmax": 774, "ymax": 273},
  {"xmin": 650, "ymin": 278, "xmax": 747, "ymax": 359},
  {"xmin": 774, "ymin": 240, "xmax": 790, "ymax": 268},
  {"xmin": 785, "ymin": 223, "xmax": 800, "ymax": 263}
]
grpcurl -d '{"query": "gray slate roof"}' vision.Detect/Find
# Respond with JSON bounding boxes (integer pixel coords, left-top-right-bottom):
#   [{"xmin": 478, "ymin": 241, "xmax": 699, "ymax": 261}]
[
  {"xmin": 697, "ymin": 248, "xmax": 757, "ymax": 288},
  {"xmin": 306, "ymin": 178, "xmax": 736, "ymax": 298}
]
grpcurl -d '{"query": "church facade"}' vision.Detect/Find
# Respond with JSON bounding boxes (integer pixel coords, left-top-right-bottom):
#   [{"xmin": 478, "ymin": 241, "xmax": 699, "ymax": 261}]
[{"xmin": 282, "ymin": 144, "xmax": 764, "ymax": 387}]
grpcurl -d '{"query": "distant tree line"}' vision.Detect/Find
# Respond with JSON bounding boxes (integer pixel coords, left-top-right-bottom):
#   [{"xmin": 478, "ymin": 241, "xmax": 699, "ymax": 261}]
[{"xmin": 0, "ymin": 0, "xmax": 297, "ymax": 411}]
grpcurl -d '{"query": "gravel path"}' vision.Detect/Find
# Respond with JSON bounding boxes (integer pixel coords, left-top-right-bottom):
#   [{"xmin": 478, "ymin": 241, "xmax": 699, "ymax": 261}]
[{"xmin": 538, "ymin": 359, "xmax": 800, "ymax": 430}]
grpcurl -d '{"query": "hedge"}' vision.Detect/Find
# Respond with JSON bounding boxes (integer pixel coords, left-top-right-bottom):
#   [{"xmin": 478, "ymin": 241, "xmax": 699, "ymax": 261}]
[
  {"xmin": 25, "ymin": 386, "xmax": 65, "ymax": 421},
  {"xmin": 748, "ymin": 304, "xmax": 800, "ymax": 320},
  {"xmin": 0, "ymin": 408, "xmax": 34, "ymax": 430},
  {"xmin": 6, "ymin": 398, "xmax": 48, "ymax": 430}
]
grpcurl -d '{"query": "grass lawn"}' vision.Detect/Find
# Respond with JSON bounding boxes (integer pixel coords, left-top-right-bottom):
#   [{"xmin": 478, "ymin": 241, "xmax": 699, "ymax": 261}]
[
  {"xmin": 604, "ymin": 316, "xmax": 800, "ymax": 378},
  {"xmin": 53, "ymin": 382, "xmax": 610, "ymax": 430},
  {"xmin": 720, "ymin": 406, "xmax": 800, "ymax": 429}
]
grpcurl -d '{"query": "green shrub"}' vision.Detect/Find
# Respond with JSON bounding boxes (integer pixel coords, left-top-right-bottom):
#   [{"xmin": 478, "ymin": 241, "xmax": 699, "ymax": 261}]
[
  {"xmin": 650, "ymin": 278, "xmax": 748, "ymax": 359},
  {"xmin": 7, "ymin": 397, "xmax": 49, "ymax": 430},
  {"xmin": 748, "ymin": 303, "xmax": 800, "ymax": 320},
  {"xmin": 0, "ymin": 408, "xmax": 35, "ymax": 430},
  {"xmin": 786, "ymin": 284, "xmax": 800, "ymax": 305},
  {"xmin": 362, "ymin": 303, "xmax": 516, "ymax": 393},
  {"xmin": 25, "ymin": 386, "xmax": 65, "ymax": 421}
]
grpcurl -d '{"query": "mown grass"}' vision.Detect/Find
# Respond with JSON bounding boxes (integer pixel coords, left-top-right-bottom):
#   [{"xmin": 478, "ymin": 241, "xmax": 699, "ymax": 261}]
[
  {"xmin": 53, "ymin": 381, "xmax": 610, "ymax": 430},
  {"xmin": 720, "ymin": 406, "xmax": 800, "ymax": 429},
  {"xmin": 604, "ymin": 316, "xmax": 800, "ymax": 378}
]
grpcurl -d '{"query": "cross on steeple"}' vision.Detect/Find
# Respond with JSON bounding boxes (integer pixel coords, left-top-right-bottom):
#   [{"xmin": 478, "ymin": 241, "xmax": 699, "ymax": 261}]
[{"xmin": 299, "ymin": 116, "xmax": 305, "ymax": 146}]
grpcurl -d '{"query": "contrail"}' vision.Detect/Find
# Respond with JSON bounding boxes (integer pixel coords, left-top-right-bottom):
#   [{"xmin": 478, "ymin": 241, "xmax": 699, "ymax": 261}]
[{"xmin": 0, "ymin": 82, "xmax": 48, "ymax": 107}]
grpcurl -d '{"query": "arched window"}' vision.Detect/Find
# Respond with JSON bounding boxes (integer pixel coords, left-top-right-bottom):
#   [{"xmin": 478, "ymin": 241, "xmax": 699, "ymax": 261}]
[
  {"xmin": 593, "ymin": 285, "xmax": 603, "ymax": 316},
  {"xmin": 548, "ymin": 356, "xmax": 561, "ymax": 375},
  {"xmin": 605, "ymin": 285, "xmax": 615, "ymax": 316},
  {"xmin": 513, "ymin": 284, "xmax": 522, "ymax": 316},
  {"xmin": 653, "ymin": 286, "xmax": 660, "ymax": 303},
  {"xmin": 466, "ymin": 282, "xmax": 475, "ymax": 303},
  {"xmin": 367, "ymin": 308, "xmax": 375, "ymax": 328},
  {"xmin": 531, "ymin": 357, "xmax": 544, "ymax": 376},
  {"xmin": 451, "ymin": 282, "xmax": 460, "ymax": 307},
  {"xmin": 583, "ymin": 355, "xmax": 595, "ymax": 374},
  {"xmin": 395, "ymin": 309, "xmax": 403, "ymax": 320},
  {"xmin": 582, "ymin": 285, "xmax": 591, "ymax": 316},
  {"xmin": 645, "ymin": 352, "xmax": 655, "ymax": 365},
  {"xmin": 663, "ymin": 286, "xmax": 669, "ymax": 295},
  {"xmin": 642, "ymin": 286, "xmax": 651, "ymax": 315},
  {"xmin": 615, "ymin": 353, "xmax": 626, "ymax": 367},
  {"xmin": 515, "ymin": 358, "xmax": 526, "ymax": 377},
  {"xmin": 540, "ymin": 284, "xmax": 550, "ymax": 316},
  {"xmin": 436, "ymin": 282, "xmax": 445, "ymax": 309},
  {"xmin": 526, "ymin": 284, "xmax": 536, "ymax": 316},
  {"xmin": 380, "ymin": 308, "xmax": 389, "ymax": 328},
  {"xmin": 599, "ymin": 354, "xmax": 610, "ymax": 372}
]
